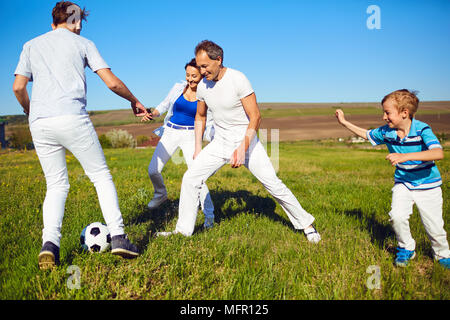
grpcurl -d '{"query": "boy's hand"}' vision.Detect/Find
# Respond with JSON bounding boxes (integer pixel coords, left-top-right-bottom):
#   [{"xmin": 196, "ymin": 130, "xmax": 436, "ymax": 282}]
[
  {"xmin": 335, "ymin": 109, "xmax": 346, "ymax": 125},
  {"xmin": 386, "ymin": 153, "xmax": 408, "ymax": 166},
  {"xmin": 334, "ymin": 108, "xmax": 369, "ymax": 140}
]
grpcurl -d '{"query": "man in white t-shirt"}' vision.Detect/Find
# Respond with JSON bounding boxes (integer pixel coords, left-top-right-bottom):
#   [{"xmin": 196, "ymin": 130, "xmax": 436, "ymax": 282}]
[{"xmin": 159, "ymin": 40, "xmax": 321, "ymax": 243}]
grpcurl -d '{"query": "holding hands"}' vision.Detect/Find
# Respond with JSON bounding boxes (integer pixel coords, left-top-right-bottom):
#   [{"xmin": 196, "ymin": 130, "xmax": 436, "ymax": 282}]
[
  {"xmin": 133, "ymin": 104, "xmax": 158, "ymax": 124},
  {"xmin": 131, "ymin": 101, "xmax": 149, "ymax": 117}
]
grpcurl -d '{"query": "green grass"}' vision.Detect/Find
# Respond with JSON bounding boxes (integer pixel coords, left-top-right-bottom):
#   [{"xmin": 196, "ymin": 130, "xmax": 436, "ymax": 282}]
[{"xmin": 0, "ymin": 141, "xmax": 448, "ymax": 300}]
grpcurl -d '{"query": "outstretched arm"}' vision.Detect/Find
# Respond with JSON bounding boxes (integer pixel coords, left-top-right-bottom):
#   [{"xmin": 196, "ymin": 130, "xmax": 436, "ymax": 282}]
[
  {"xmin": 335, "ymin": 109, "xmax": 368, "ymax": 139},
  {"xmin": 12, "ymin": 75, "xmax": 30, "ymax": 115},
  {"xmin": 96, "ymin": 68, "xmax": 151, "ymax": 119}
]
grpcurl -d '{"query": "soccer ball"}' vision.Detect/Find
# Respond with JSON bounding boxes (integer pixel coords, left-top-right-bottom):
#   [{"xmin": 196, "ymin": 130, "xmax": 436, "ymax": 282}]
[{"xmin": 80, "ymin": 222, "xmax": 111, "ymax": 253}]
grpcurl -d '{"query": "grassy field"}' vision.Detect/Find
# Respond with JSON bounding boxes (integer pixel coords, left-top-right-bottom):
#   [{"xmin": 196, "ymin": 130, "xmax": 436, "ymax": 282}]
[{"xmin": 0, "ymin": 141, "xmax": 449, "ymax": 300}]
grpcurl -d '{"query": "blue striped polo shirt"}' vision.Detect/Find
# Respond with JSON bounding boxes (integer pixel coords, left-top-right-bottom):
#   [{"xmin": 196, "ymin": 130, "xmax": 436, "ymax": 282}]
[{"xmin": 367, "ymin": 119, "xmax": 443, "ymax": 190}]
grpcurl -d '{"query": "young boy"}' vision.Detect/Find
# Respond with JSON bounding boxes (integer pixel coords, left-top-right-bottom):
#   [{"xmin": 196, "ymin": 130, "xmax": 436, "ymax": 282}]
[{"xmin": 335, "ymin": 89, "xmax": 449, "ymax": 268}]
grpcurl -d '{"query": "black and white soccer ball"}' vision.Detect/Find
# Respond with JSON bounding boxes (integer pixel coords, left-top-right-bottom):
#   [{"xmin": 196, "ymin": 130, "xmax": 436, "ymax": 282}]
[{"xmin": 80, "ymin": 222, "xmax": 111, "ymax": 253}]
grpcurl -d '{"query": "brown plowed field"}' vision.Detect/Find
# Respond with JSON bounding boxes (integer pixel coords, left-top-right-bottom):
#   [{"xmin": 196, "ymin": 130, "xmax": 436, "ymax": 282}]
[
  {"xmin": 259, "ymin": 113, "xmax": 450, "ymax": 141},
  {"xmin": 93, "ymin": 101, "xmax": 450, "ymax": 143},
  {"xmin": 5, "ymin": 102, "xmax": 449, "ymax": 145}
]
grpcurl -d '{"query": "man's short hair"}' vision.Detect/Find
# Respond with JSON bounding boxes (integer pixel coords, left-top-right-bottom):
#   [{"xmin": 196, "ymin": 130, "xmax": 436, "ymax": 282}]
[
  {"xmin": 382, "ymin": 89, "xmax": 420, "ymax": 118},
  {"xmin": 52, "ymin": 1, "xmax": 89, "ymax": 27},
  {"xmin": 195, "ymin": 40, "xmax": 224, "ymax": 64}
]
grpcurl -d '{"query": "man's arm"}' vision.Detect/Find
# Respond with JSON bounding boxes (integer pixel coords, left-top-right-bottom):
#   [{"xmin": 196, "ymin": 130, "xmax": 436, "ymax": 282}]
[
  {"xmin": 96, "ymin": 68, "xmax": 150, "ymax": 119},
  {"xmin": 335, "ymin": 109, "xmax": 368, "ymax": 139},
  {"xmin": 12, "ymin": 75, "xmax": 30, "ymax": 115},
  {"xmin": 231, "ymin": 93, "xmax": 261, "ymax": 168},
  {"xmin": 193, "ymin": 100, "xmax": 208, "ymax": 159}
]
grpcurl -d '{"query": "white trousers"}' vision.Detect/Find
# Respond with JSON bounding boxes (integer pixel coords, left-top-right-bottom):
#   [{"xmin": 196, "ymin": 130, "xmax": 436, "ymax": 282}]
[
  {"xmin": 389, "ymin": 183, "xmax": 450, "ymax": 259},
  {"xmin": 148, "ymin": 125, "xmax": 214, "ymax": 218},
  {"xmin": 175, "ymin": 136, "xmax": 315, "ymax": 236},
  {"xmin": 30, "ymin": 114, "xmax": 125, "ymax": 247}
]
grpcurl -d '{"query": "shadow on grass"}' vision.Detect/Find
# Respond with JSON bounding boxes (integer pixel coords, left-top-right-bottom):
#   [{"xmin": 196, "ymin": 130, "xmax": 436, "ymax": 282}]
[
  {"xmin": 128, "ymin": 199, "xmax": 179, "ymax": 251},
  {"xmin": 343, "ymin": 209, "xmax": 395, "ymax": 250},
  {"xmin": 344, "ymin": 209, "xmax": 439, "ymax": 260},
  {"xmin": 129, "ymin": 189, "xmax": 294, "ymax": 251},
  {"xmin": 194, "ymin": 189, "xmax": 293, "ymax": 234}
]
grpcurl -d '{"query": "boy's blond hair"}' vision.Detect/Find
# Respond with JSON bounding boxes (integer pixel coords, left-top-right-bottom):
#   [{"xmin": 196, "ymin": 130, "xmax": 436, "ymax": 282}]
[{"xmin": 382, "ymin": 89, "xmax": 419, "ymax": 118}]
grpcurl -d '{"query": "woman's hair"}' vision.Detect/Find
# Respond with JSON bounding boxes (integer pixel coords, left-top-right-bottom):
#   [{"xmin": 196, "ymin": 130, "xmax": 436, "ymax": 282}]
[
  {"xmin": 381, "ymin": 89, "xmax": 419, "ymax": 118},
  {"xmin": 185, "ymin": 58, "xmax": 200, "ymax": 71},
  {"xmin": 52, "ymin": 1, "xmax": 89, "ymax": 27}
]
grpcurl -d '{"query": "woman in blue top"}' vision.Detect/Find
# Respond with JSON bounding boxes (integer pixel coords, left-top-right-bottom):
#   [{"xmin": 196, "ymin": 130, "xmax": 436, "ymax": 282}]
[{"xmin": 145, "ymin": 59, "xmax": 215, "ymax": 229}]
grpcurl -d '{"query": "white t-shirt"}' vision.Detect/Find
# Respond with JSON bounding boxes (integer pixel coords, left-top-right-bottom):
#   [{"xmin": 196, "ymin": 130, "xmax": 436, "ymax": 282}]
[
  {"xmin": 196, "ymin": 68, "xmax": 254, "ymax": 143},
  {"xmin": 14, "ymin": 28, "xmax": 109, "ymax": 124}
]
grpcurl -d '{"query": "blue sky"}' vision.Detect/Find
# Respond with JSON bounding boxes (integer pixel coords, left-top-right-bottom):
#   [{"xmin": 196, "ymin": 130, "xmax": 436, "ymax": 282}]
[{"xmin": 1, "ymin": 0, "xmax": 450, "ymax": 116}]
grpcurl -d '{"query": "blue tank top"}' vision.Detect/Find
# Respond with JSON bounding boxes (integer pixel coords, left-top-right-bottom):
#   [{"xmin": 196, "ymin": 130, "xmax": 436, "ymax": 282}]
[{"xmin": 169, "ymin": 94, "xmax": 197, "ymax": 126}]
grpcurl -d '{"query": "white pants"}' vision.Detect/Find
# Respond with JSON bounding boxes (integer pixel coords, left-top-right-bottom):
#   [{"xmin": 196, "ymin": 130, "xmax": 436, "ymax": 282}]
[
  {"xmin": 389, "ymin": 183, "xmax": 450, "ymax": 259},
  {"xmin": 148, "ymin": 124, "xmax": 214, "ymax": 218},
  {"xmin": 175, "ymin": 136, "xmax": 315, "ymax": 236},
  {"xmin": 30, "ymin": 114, "xmax": 125, "ymax": 247}
]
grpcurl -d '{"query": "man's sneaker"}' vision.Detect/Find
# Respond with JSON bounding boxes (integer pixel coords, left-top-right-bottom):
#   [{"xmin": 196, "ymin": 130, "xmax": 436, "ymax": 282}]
[
  {"xmin": 111, "ymin": 234, "xmax": 139, "ymax": 259},
  {"xmin": 147, "ymin": 194, "xmax": 168, "ymax": 210},
  {"xmin": 395, "ymin": 247, "xmax": 415, "ymax": 267},
  {"xmin": 38, "ymin": 241, "xmax": 60, "ymax": 270},
  {"xmin": 304, "ymin": 225, "xmax": 321, "ymax": 244},
  {"xmin": 156, "ymin": 230, "xmax": 180, "ymax": 237},
  {"xmin": 438, "ymin": 257, "xmax": 450, "ymax": 269},
  {"xmin": 203, "ymin": 216, "xmax": 214, "ymax": 229}
]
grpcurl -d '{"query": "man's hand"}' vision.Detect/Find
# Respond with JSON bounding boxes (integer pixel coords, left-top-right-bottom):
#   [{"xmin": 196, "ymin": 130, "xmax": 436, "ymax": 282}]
[
  {"xmin": 12, "ymin": 75, "xmax": 30, "ymax": 115},
  {"xmin": 230, "ymin": 144, "xmax": 246, "ymax": 168},
  {"xmin": 131, "ymin": 101, "xmax": 148, "ymax": 117},
  {"xmin": 386, "ymin": 153, "xmax": 408, "ymax": 166},
  {"xmin": 193, "ymin": 147, "xmax": 202, "ymax": 160}
]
